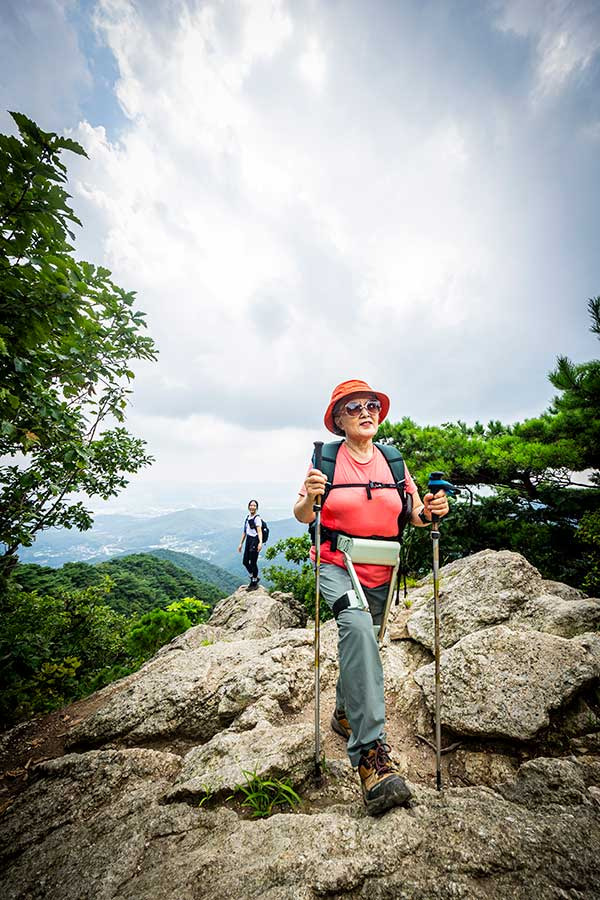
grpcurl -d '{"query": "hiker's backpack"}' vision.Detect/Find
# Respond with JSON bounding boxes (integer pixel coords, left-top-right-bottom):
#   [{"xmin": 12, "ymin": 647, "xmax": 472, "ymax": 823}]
[
  {"xmin": 248, "ymin": 515, "xmax": 269, "ymax": 544},
  {"xmin": 309, "ymin": 440, "xmax": 413, "ymax": 549}
]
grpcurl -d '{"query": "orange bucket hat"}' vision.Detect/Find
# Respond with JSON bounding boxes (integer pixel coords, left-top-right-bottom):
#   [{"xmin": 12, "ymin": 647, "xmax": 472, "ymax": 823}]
[{"xmin": 324, "ymin": 379, "xmax": 390, "ymax": 436}]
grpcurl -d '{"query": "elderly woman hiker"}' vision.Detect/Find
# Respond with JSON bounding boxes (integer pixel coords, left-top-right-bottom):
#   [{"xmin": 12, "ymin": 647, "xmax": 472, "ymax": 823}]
[
  {"xmin": 294, "ymin": 379, "xmax": 449, "ymax": 815},
  {"xmin": 238, "ymin": 499, "xmax": 263, "ymax": 591}
]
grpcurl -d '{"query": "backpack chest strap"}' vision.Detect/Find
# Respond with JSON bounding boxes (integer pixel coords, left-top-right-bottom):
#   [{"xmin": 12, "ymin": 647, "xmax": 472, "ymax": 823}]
[{"xmin": 328, "ymin": 480, "xmax": 404, "ymax": 500}]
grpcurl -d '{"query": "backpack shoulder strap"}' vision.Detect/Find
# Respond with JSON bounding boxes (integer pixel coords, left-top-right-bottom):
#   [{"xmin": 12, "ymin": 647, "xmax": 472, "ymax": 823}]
[
  {"xmin": 375, "ymin": 442, "xmax": 413, "ymax": 531},
  {"xmin": 374, "ymin": 442, "xmax": 406, "ymax": 486},
  {"xmin": 311, "ymin": 440, "xmax": 344, "ymax": 491}
]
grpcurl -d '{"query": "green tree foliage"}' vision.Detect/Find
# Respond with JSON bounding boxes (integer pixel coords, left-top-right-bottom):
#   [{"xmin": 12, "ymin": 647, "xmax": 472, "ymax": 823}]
[
  {"xmin": 13, "ymin": 554, "xmax": 225, "ymax": 615},
  {"xmin": 543, "ymin": 296, "xmax": 600, "ymax": 470},
  {"xmin": 578, "ymin": 511, "xmax": 600, "ymax": 596},
  {"xmin": 126, "ymin": 598, "xmax": 210, "ymax": 661},
  {"xmin": 0, "ymin": 582, "xmax": 212, "ymax": 728},
  {"xmin": 165, "ymin": 596, "xmax": 212, "ymax": 624},
  {"xmin": 0, "ymin": 113, "xmax": 157, "ymax": 580},
  {"xmin": 0, "ymin": 578, "xmax": 130, "ymax": 726},
  {"xmin": 377, "ymin": 299, "xmax": 600, "ymax": 588},
  {"xmin": 264, "ymin": 535, "xmax": 332, "ymax": 621}
]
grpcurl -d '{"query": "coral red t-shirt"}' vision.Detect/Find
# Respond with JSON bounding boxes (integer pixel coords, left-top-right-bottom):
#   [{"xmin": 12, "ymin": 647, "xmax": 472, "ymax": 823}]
[{"xmin": 298, "ymin": 442, "xmax": 417, "ymax": 588}]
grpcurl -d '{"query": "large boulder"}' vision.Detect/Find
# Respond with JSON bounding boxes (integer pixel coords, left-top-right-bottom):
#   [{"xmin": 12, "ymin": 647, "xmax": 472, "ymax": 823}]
[
  {"xmin": 496, "ymin": 756, "xmax": 600, "ymax": 808},
  {"xmin": 399, "ymin": 549, "xmax": 600, "ymax": 649},
  {"xmin": 208, "ymin": 586, "xmax": 306, "ymax": 637},
  {"xmin": 166, "ymin": 720, "xmax": 315, "ymax": 802},
  {"xmin": 414, "ymin": 626, "xmax": 600, "ymax": 740},
  {"xmin": 511, "ymin": 592, "xmax": 600, "ymax": 637},
  {"xmin": 65, "ymin": 629, "xmax": 338, "ymax": 750}
]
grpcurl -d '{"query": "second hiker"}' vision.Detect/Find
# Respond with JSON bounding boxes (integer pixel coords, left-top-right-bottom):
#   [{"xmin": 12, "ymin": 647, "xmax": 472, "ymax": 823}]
[
  {"xmin": 238, "ymin": 499, "xmax": 263, "ymax": 591},
  {"xmin": 294, "ymin": 379, "xmax": 449, "ymax": 815}
]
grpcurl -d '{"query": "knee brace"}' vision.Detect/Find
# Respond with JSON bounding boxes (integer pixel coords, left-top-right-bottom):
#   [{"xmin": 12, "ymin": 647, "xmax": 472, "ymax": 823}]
[{"xmin": 332, "ymin": 590, "xmax": 369, "ymax": 619}]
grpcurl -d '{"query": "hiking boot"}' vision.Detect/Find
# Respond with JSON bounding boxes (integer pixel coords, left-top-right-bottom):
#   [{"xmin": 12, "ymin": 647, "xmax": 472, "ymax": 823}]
[
  {"xmin": 358, "ymin": 741, "xmax": 411, "ymax": 816},
  {"xmin": 331, "ymin": 708, "xmax": 352, "ymax": 740},
  {"xmin": 247, "ymin": 578, "xmax": 258, "ymax": 591}
]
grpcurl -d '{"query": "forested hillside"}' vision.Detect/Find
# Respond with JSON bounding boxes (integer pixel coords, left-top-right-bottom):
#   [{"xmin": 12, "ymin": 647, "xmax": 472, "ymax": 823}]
[
  {"xmin": 14, "ymin": 554, "xmax": 226, "ymax": 616},
  {"xmin": 4, "ymin": 548, "xmax": 225, "ymax": 726},
  {"xmin": 147, "ymin": 549, "xmax": 244, "ymax": 594}
]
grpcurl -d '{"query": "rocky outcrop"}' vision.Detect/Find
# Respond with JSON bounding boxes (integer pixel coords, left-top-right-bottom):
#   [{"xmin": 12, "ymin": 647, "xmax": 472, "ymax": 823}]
[
  {"xmin": 414, "ymin": 626, "xmax": 600, "ymax": 739},
  {"xmin": 166, "ymin": 720, "xmax": 314, "ymax": 802},
  {"xmin": 207, "ymin": 585, "xmax": 307, "ymax": 636},
  {"xmin": 1, "ymin": 551, "xmax": 599, "ymax": 899},
  {"xmin": 65, "ymin": 590, "xmax": 337, "ymax": 750},
  {"xmin": 398, "ymin": 549, "xmax": 600, "ymax": 648}
]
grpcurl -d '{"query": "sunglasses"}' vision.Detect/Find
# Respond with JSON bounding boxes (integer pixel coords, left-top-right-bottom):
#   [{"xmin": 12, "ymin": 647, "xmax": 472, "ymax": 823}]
[{"xmin": 342, "ymin": 399, "xmax": 382, "ymax": 417}]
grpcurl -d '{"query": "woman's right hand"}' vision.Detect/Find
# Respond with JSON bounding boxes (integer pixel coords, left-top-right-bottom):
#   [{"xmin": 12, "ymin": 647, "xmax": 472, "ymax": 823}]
[{"xmin": 304, "ymin": 468, "xmax": 327, "ymax": 500}]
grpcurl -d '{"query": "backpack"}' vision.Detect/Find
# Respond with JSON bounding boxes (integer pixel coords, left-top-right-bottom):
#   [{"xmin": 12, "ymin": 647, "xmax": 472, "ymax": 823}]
[
  {"xmin": 248, "ymin": 515, "xmax": 269, "ymax": 544},
  {"xmin": 309, "ymin": 440, "xmax": 413, "ymax": 549}
]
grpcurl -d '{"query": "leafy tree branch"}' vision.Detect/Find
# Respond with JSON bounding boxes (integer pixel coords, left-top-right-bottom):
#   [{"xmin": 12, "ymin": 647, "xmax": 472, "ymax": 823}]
[{"xmin": 0, "ymin": 112, "xmax": 158, "ymax": 580}]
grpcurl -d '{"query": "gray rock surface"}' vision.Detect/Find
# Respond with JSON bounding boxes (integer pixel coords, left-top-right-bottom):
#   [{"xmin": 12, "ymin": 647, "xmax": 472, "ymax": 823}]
[
  {"xmin": 230, "ymin": 695, "xmax": 286, "ymax": 730},
  {"xmin": 511, "ymin": 592, "xmax": 600, "ymax": 637},
  {"xmin": 400, "ymin": 549, "xmax": 600, "ymax": 649},
  {"xmin": 65, "ymin": 628, "xmax": 337, "ymax": 749},
  {"xmin": 2, "ymin": 749, "xmax": 600, "ymax": 899},
  {"xmin": 166, "ymin": 720, "xmax": 314, "ymax": 801},
  {"xmin": 414, "ymin": 626, "xmax": 600, "ymax": 739},
  {"xmin": 208, "ymin": 585, "xmax": 306, "ymax": 636},
  {"xmin": 447, "ymin": 750, "xmax": 519, "ymax": 787},
  {"xmin": 496, "ymin": 755, "xmax": 600, "ymax": 809}
]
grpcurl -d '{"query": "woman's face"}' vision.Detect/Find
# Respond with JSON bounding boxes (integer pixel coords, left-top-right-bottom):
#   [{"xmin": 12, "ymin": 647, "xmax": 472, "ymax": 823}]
[
  {"xmin": 335, "ymin": 395, "xmax": 380, "ymax": 442},
  {"xmin": 248, "ymin": 501, "xmax": 258, "ymax": 514}
]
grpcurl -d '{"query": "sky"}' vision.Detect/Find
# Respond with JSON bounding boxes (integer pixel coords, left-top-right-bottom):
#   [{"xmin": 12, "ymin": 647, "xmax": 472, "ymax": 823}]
[{"xmin": 1, "ymin": 0, "xmax": 599, "ymax": 517}]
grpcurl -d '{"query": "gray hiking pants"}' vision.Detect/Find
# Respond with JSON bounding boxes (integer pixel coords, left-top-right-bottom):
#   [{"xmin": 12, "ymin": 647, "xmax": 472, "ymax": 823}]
[{"xmin": 319, "ymin": 563, "xmax": 389, "ymax": 767}]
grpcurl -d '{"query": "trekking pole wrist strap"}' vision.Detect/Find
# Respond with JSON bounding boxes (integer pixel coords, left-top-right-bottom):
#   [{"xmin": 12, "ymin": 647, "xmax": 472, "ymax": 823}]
[{"xmin": 418, "ymin": 506, "xmax": 432, "ymax": 525}]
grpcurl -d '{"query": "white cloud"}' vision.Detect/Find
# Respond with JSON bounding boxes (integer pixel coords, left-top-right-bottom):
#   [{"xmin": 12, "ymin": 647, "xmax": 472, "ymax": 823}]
[
  {"xmin": 96, "ymin": 408, "xmax": 326, "ymax": 515},
  {"xmin": 582, "ymin": 120, "xmax": 600, "ymax": 142},
  {"xmin": 65, "ymin": 3, "xmax": 590, "ymax": 436},
  {"xmin": 495, "ymin": 0, "xmax": 600, "ymax": 99},
  {"xmin": 298, "ymin": 35, "xmax": 327, "ymax": 90}
]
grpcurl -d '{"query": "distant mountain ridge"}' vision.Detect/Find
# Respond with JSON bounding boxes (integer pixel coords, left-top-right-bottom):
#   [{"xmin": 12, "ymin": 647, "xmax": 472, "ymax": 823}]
[{"xmin": 16, "ymin": 507, "xmax": 306, "ymax": 576}]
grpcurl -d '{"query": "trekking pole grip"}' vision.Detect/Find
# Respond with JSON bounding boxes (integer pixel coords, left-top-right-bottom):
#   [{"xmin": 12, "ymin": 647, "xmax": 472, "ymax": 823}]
[
  {"xmin": 428, "ymin": 471, "xmax": 446, "ymax": 525},
  {"xmin": 313, "ymin": 441, "xmax": 324, "ymax": 512}
]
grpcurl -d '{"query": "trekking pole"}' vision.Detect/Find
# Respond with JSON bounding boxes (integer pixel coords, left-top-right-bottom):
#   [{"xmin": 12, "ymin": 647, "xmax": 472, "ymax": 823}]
[
  {"xmin": 427, "ymin": 471, "xmax": 457, "ymax": 792},
  {"xmin": 313, "ymin": 440, "xmax": 324, "ymax": 782}
]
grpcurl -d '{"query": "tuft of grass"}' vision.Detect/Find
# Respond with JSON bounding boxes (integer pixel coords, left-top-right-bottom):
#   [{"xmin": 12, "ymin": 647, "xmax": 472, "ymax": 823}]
[
  {"xmin": 230, "ymin": 769, "xmax": 301, "ymax": 818},
  {"xmin": 198, "ymin": 788, "xmax": 213, "ymax": 808}
]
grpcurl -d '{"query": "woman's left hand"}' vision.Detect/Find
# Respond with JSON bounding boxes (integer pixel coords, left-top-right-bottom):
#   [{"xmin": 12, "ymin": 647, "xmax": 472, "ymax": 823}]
[
  {"xmin": 423, "ymin": 490, "xmax": 450, "ymax": 519},
  {"xmin": 257, "ymin": 542, "xmax": 263, "ymax": 552}
]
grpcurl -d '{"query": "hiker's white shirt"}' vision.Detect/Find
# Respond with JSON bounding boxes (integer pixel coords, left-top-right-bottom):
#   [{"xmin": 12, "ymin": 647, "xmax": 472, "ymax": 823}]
[{"xmin": 245, "ymin": 515, "xmax": 262, "ymax": 537}]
